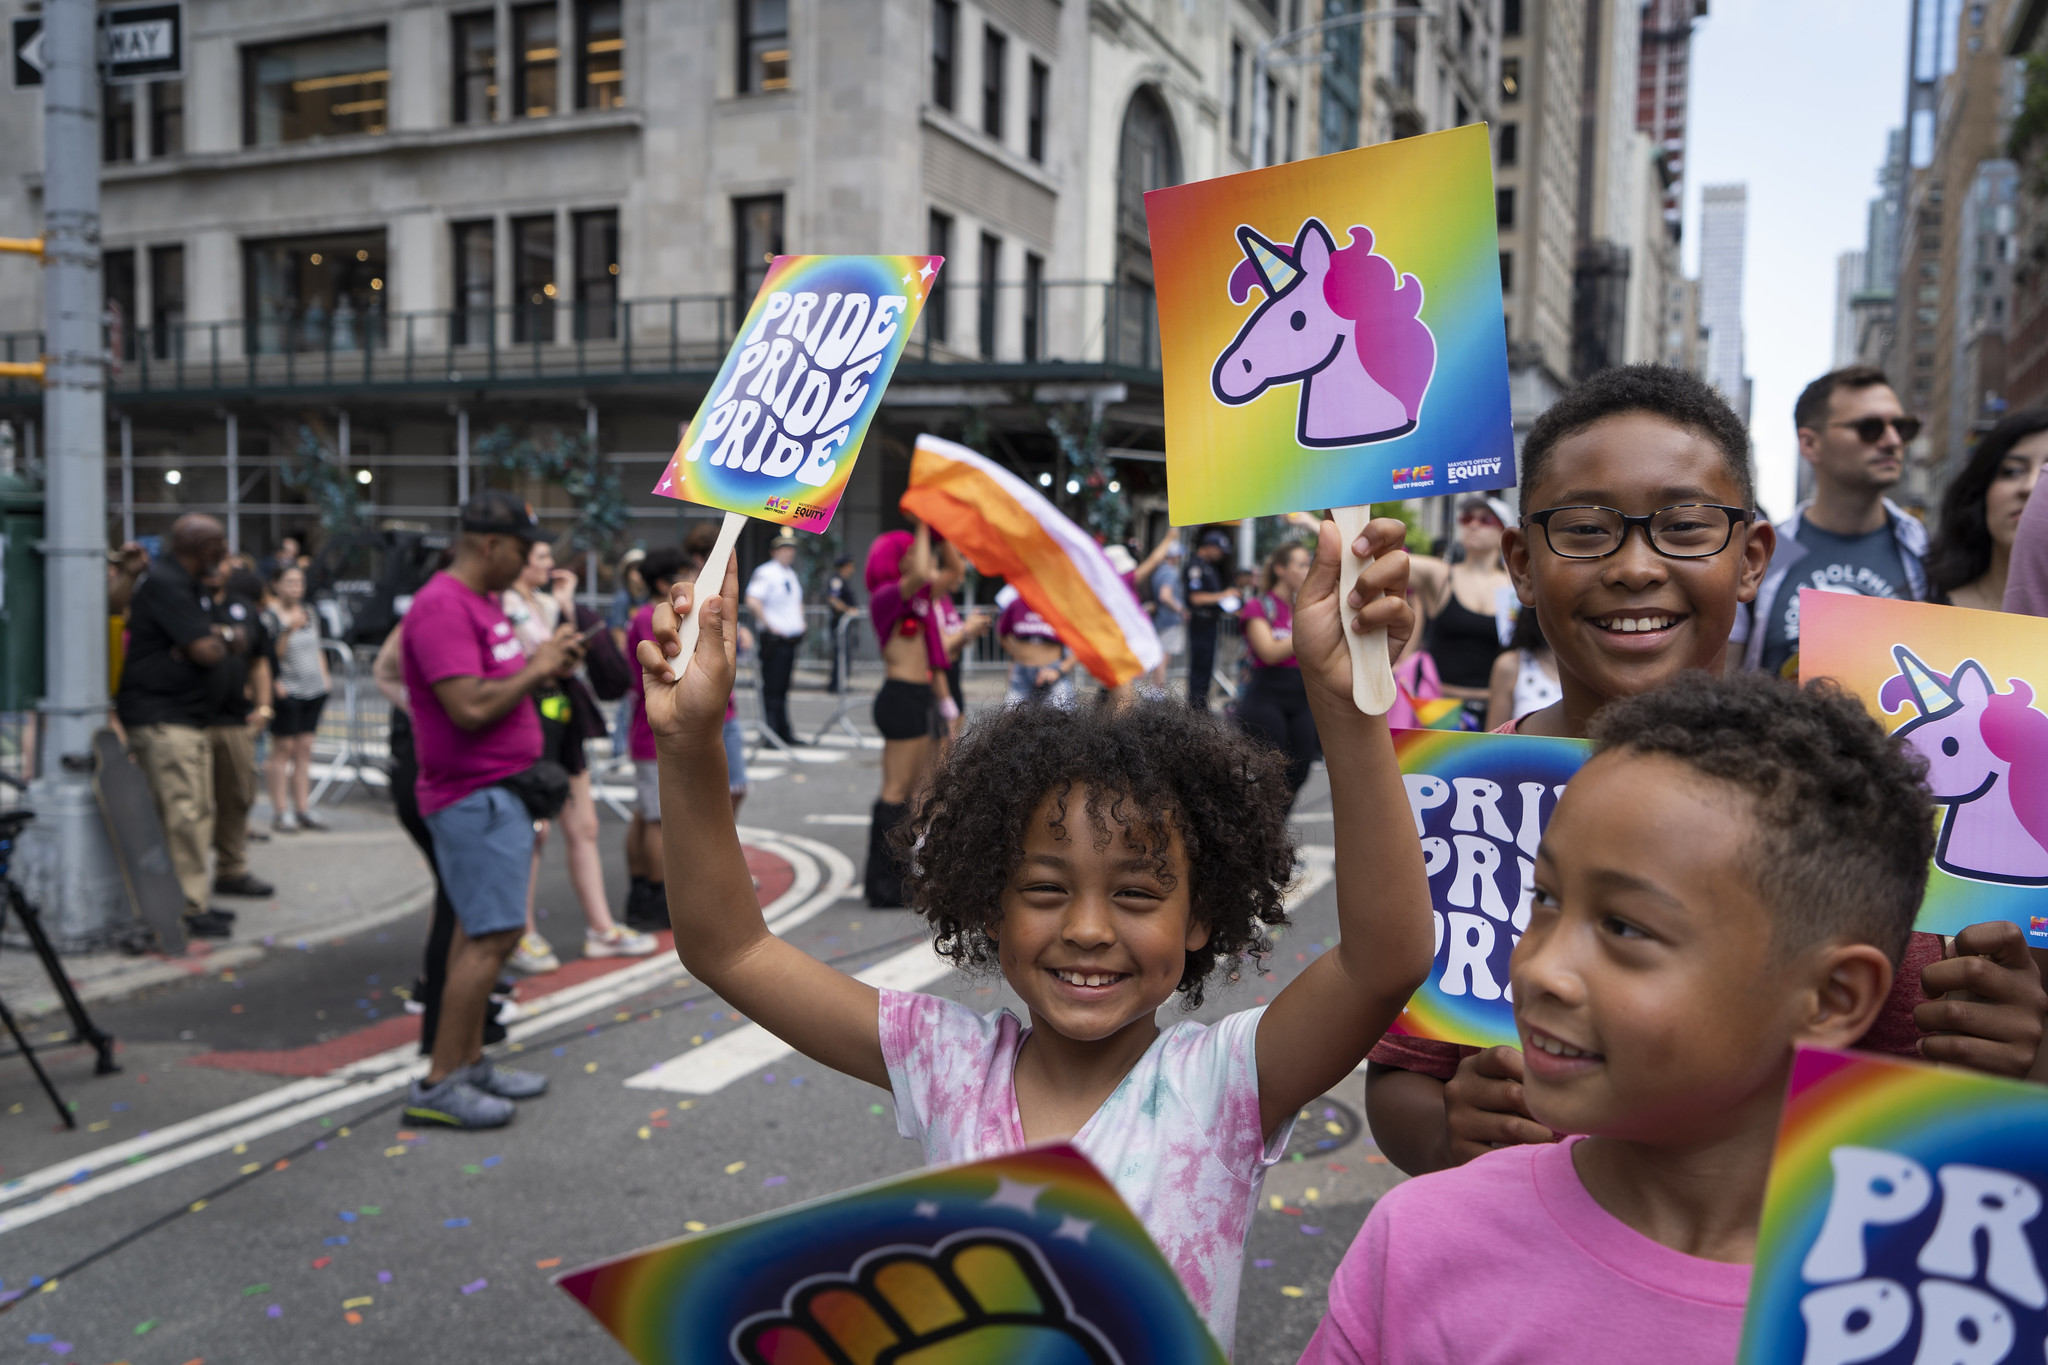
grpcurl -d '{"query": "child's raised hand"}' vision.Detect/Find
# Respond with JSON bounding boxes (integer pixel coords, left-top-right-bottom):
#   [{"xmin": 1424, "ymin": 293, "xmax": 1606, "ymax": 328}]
[
  {"xmin": 1443, "ymin": 1045, "xmax": 1558, "ymax": 1164},
  {"xmin": 1293, "ymin": 516, "xmax": 1416, "ymax": 708},
  {"xmin": 637, "ymin": 556, "xmax": 740, "ymax": 750},
  {"xmin": 1913, "ymin": 920, "xmax": 2048, "ymax": 1077}
]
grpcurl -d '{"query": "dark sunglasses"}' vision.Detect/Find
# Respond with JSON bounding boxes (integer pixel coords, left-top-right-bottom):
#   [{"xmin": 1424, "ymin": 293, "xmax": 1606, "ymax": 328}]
[
  {"xmin": 1830, "ymin": 415, "xmax": 1921, "ymax": 444},
  {"xmin": 1458, "ymin": 510, "xmax": 1501, "ymax": 527}
]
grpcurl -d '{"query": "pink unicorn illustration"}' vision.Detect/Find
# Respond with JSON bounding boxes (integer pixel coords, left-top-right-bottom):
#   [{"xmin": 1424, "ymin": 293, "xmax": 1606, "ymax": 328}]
[
  {"xmin": 1882, "ymin": 644, "xmax": 2048, "ymax": 885},
  {"xmin": 1210, "ymin": 217, "xmax": 1436, "ymax": 448}
]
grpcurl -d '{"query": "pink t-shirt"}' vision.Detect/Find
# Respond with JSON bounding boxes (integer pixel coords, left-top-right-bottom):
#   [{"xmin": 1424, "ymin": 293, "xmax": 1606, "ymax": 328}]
[
  {"xmin": 402, "ymin": 571, "xmax": 541, "ymax": 816},
  {"xmin": 997, "ymin": 597, "xmax": 1060, "ymax": 643},
  {"xmin": 879, "ymin": 989, "xmax": 1290, "ymax": 1355},
  {"xmin": 1238, "ymin": 593, "xmax": 1297, "ymax": 669},
  {"xmin": 626, "ymin": 600, "xmax": 733, "ymax": 764},
  {"xmin": 1298, "ymin": 1137, "xmax": 1749, "ymax": 1365}
]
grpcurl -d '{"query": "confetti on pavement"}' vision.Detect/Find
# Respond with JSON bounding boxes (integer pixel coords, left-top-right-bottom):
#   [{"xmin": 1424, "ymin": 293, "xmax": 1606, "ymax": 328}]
[
  {"xmin": 723, "ymin": 1160, "xmax": 746, "ymax": 1175},
  {"xmin": 135, "ymin": 1320, "xmax": 157, "ymax": 1334},
  {"xmin": 1280, "ymin": 1286, "xmax": 1306, "ymax": 1298},
  {"xmin": 461, "ymin": 1279, "xmax": 488, "ymax": 1295},
  {"xmin": 338, "ymin": 1211, "xmax": 357, "ymax": 1222},
  {"xmin": 443, "ymin": 1218, "xmax": 470, "ymax": 1228},
  {"xmin": 762, "ymin": 1175, "xmax": 787, "ymax": 1187},
  {"xmin": 312, "ymin": 1258, "xmax": 332, "ymax": 1270},
  {"xmin": 345, "ymin": 1311, "xmax": 363, "ymax": 1325},
  {"xmin": 242, "ymin": 1284, "xmax": 270, "ymax": 1296},
  {"xmin": 344, "ymin": 1297, "xmax": 373, "ymax": 1309},
  {"xmin": 266, "ymin": 1305, "xmax": 282, "ymax": 1319},
  {"xmin": 1254, "ymin": 1259, "xmax": 1274, "ymax": 1268},
  {"xmin": 377, "ymin": 1271, "xmax": 392, "ymax": 1284},
  {"xmin": 535, "ymin": 1257, "xmax": 562, "ymax": 1269},
  {"xmin": 684, "ymin": 1220, "xmax": 706, "ymax": 1232}
]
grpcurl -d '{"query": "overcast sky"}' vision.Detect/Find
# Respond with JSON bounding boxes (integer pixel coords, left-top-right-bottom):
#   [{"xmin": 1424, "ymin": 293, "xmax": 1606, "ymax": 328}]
[{"xmin": 1682, "ymin": 0, "xmax": 1910, "ymax": 516}]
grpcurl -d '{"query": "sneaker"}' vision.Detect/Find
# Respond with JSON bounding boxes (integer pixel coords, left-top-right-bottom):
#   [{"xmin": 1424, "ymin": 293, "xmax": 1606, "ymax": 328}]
[
  {"xmin": 295, "ymin": 809, "xmax": 328, "ymax": 831},
  {"xmin": 213, "ymin": 872, "xmax": 275, "ymax": 897},
  {"xmin": 182, "ymin": 910, "xmax": 234, "ymax": 939},
  {"xmin": 246, "ymin": 825, "xmax": 271, "ymax": 843},
  {"xmin": 492, "ymin": 992, "xmax": 523, "ymax": 1028},
  {"xmin": 398, "ymin": 977, "xmax": 426, "ymax": 1015},
  {"xmin": 404, "ymin": 1074, "xmax": 513, "ymax": 1130},
  {"xmin": 464, "ymin": 1057, "xmax": 548, "ymax": 1099},
  {"xmin": 584, "ymin": 926, "xmax": 657, "ymax": 958},
  {"xmin": 507, "ymin": 932, "xmax": 559, "ymax": 975},
  {"xmin": 273, "ymin": 811, "xmax": 299, "ymax": 834}
]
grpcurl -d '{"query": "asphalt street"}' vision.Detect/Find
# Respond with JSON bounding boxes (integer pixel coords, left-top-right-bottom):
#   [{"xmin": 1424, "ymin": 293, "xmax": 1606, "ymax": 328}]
[{"xmin": 0, "ymin": 704, "xmax": 1402, "ymax": 1365}]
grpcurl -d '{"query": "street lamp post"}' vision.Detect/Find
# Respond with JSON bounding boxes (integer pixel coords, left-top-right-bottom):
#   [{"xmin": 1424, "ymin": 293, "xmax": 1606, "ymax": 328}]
[{"xmin": 22, "ymin": 0, "xmax": 124, "ymax": 944}]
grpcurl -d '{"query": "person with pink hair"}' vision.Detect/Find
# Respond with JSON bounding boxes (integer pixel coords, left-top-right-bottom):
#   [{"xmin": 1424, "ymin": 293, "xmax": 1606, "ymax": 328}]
[{"xmin": 863, "ymin": 520, "xmax": 962, "ymax": 905}]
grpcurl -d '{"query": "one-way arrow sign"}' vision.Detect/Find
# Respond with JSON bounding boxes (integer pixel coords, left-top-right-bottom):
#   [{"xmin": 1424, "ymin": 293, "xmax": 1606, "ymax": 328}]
[{"xmin": 11, "ymin": 18, "xmax": 44, "ymax": 89}]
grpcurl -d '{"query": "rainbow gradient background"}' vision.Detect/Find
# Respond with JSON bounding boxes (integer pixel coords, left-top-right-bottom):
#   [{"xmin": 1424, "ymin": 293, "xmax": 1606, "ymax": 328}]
[
  {"xmin": 1736, "ymin": 1046, "xmax": 2048, "ymax": 1364},
  {"xmin": 556, "ymin": 1145, "xmax": 1224, "ymax": 1365},
  {"xmin": 1146, "ymin": 125, "xmax": 1513, "ymax": 525},
  {"xmin": 653, "ymin": 254, "xmax": 940, "ymax": 533},
  {"xmin": 1799, "ymin": 592, "xmax": 2048, "ymax": 943},
  {"xmin": 1387, "ymin": 729, "xmax": 1590, "ymax": 1049}
]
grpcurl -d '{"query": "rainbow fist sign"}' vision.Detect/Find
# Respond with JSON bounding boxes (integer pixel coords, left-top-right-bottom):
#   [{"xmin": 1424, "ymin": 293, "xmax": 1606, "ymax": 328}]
[{"xmin": 1145, "ymin": 125, "xmax": 1512, "ymax": 524}]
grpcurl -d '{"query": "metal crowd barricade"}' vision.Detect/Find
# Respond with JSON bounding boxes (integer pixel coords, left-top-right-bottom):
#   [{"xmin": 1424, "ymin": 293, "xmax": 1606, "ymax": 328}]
[
  {"xmin": 812, "ymin": 609, "xmax": 872, "ymax": 744},
  {"xmin": 307, "ymin": 641, "xmax": 388, "ymax": 808}
]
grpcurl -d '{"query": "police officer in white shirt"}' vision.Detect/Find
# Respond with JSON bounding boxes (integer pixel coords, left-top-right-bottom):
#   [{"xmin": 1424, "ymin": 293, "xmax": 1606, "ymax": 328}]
[{"xmin": 746, "ymin": 533, "xmax": 808, "ymax": 744}]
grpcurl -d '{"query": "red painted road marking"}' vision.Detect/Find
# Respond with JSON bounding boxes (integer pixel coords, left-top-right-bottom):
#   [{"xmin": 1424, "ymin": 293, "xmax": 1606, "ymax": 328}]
[{"xmin": 182, "ymin": 844, "xmax": 794, "ymax": 1077}]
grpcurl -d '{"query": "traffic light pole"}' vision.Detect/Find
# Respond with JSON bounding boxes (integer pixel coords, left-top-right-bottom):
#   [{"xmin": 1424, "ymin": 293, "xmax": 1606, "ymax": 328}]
[{"xmin": 23, "ymin": 0, "xmax": 123, "ymax": 944}]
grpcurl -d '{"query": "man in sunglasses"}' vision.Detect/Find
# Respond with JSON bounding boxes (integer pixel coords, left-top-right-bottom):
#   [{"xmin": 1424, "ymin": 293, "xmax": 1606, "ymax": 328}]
[{"xmin": 1731, "ymin": 364, "xmax": 1930, "ymax": 676}]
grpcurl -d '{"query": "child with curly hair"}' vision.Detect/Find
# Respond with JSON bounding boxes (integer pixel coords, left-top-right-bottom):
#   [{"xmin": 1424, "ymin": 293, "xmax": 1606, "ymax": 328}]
[{"xmin": 637, "ymin": 518, "xmax": 1433, "ymax": 1352}]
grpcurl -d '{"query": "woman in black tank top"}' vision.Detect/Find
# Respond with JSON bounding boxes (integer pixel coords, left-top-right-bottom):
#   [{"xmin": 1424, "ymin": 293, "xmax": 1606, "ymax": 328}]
[{"xmin": 1408, "ymin": 496, "xmax": 1515, "ymax": 718}]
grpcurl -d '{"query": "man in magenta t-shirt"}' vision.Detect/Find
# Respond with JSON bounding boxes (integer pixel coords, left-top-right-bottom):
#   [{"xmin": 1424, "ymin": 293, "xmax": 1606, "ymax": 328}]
[{"xmin": 400, "ymin": 492, "xmax": 584, "ymax": 1130}]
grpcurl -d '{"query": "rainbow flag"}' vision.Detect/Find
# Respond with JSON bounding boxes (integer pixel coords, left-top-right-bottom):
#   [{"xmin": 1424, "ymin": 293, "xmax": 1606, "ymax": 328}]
[{"xmin": 902, "ymin": 434, "xmax": 1163, "ymax": 689}]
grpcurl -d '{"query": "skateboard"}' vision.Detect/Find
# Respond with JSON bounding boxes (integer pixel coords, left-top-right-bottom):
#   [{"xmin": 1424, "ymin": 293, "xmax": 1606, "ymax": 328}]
[{"xmin": 91, "ymin": 728, "xmax": 187, "ymax": 955}]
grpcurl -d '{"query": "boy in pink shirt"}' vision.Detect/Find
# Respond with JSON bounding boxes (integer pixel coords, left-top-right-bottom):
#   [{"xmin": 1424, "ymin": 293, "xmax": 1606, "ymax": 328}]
[{"xmin": 1302, "ymin": 670, "xmax": 1935, "ymax": 1364}]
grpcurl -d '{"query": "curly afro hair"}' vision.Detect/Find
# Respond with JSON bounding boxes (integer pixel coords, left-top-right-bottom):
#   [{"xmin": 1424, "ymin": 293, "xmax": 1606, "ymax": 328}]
[
  {"xmin": 1520, "ymin": 363, "xmax": 1754, "ymax": 511},
  {"xmin": 1587, "ymin": 670, "xmax": 1933, "ymax": 964},
  {"xmin": 894, "ymin": 699, "xmax": 1299, "ymax": 1008}
]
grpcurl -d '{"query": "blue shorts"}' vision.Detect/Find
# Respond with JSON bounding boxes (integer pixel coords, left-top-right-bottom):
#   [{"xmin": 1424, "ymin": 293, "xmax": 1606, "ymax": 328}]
[
  {"xmin": 423, "ymin": 786, "xmax": 536, "ymax": 938},
  {"xmin": 633, "ymin": 718, "xmax": 747, "ymax": 821}
]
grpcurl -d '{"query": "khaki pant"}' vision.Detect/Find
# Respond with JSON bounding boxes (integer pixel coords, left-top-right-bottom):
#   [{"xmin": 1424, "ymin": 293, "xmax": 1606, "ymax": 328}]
[
  {"xmin": 207, "ymin": 723, "xmax": 259, "ymax": 880},
  {"xmin": 128, "ymin": 722, "xmax": 213, "ymax": 917}
]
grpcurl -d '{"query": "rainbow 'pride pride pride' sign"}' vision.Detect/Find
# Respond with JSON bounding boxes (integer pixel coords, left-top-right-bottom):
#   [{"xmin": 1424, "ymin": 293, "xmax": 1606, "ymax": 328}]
[
  {"xmin": 555, "ymin": 1144, "xmax": 1226, "ymax": 1365},
  {"xmin": 1144, "ymin": 124, "xmax": 1513, "ymax": 525},
  {"xmin": 653, "ymin": 254, "xmax": 941, "ymax": 533},
  {"xmin": 1737, "ymin": 1046, "xmax": 2048, "ymax": 1365},
  {"xmin": 1386, "ymin": 728, "xmax": 1588, "ymax": 1050},
  {"xmin": 1799, "ymin": 592, "xmax": 2048, "ymax": 945}
]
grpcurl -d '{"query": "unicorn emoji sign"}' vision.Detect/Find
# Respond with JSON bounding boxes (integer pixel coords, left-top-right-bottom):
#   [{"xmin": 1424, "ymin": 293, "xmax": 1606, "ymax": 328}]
[
  {"xmin": 1800, "ymin": 592, "xmax": 2048, "ymax": 944},
  {"xmin": 1146, "ymin": 125, "xmax": 1512, "ymax": 524}
]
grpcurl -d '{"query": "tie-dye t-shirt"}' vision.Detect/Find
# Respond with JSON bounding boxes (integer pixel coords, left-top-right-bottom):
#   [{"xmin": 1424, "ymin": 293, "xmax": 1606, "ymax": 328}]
[{"xmin": 878, "ymin": 988, "xmax": 1293, "ymax": 1354}]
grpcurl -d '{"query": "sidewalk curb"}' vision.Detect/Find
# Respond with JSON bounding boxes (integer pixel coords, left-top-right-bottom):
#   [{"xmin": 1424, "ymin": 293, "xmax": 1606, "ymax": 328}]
[{"xmin": 10, "ymin": 881, "xmax": 436, "ymax": 1023}]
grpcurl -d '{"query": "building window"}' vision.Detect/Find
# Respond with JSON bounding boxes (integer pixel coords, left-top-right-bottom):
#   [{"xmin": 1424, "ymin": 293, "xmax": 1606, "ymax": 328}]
[
  {"xmin": 243, "ymin": 29, "xmax": 389, "ymax": 146},
  {"xmin": 150, "ymin": 80, "xmax": 184, "ymax": 156},
  {"xmin": 1455, "ymin": 96, "xmax": 1468, "ymax": 126},
  {"xmin": 1499, "ymin": 250, "xmax": 1513, "ymax": 294},
  {"xmin": 978, "ymin": 232, "xmax": 1001, "ymax": 359},
  {"xmin": 512, "ymin": 214, "xmax": 557, "ymax": 343},
  {"xmin": 1230, "ymin": 40, "xmax": 1243, "ymax": 144},
  {"xmin": 574, "ymin": 209, "xmax": 620, "ymax": 339},
  {"xmin": 1023, "ymin": 250, "xmax": 1043, "ymax": 362},
  {"xmin": 1284, "ymin": 93, "xmax": 1297, "ymax": 162},
  {"xmin": 1459, "ymin": 7, "xmax": 1473, "ymax": 55},
  {"xmin": 578, "ymin": 0, "xmax": 623, "ymax": 110},
  {"xmin": 739, "ymin": 0, "xmax": 790, "ymax": 93},
  {"xmin": 243, "ymin": 231, "xmax": 388, "ymax": 354},
  {"xmin": 1496, "ymin": 187, "xmax": 1515, "ymax": 229},
  {"xmin": 106, "ymin": 249, "xmax": 137, "ymax": 360},
  {"xmin": 1319, "ymin": 0, "xmax": 1360, "ymax": 155},
  {"xmin": 1498, "ymin": 121, "xmax": 1518, "ymax": 166},
  {"xmin": 1502, "ymin": 0, "xmax": 1521, "ymax": 36},
  {"xmin": 733, "ymin": 194, "xmax": 784, "ymax": 321},
  {"xmin": 514, "ymin": 4, "xmax": 558, "ymax": 117},
  {"xmin": 1499, "ymin": 56, "xmax": 1520, "ymax": 102},
  {"xmin": 932, "ymin": 0, "xmax": 957, "ymax": 111},
  {"xmin": 150, "ymin": 244, "xmax": 185, "ymax": 359},
  {"xmin": 982, "ymin": 26, "xmax": 1007, "ymax": 139},
  {"xmin": 452, "ymin": 219, "xmax": 494, "ymax": 345},
  {"xmin": 928, "ymin": 210, "xmax": 953, "ymax": 344},
  {"xmin": 1393, "ymin": 18, "xmax": 1417, "ymax": 94},
  {"xmin": 1263, "ymin": 74, "xmax": 1278, "ymax": 165},
  {"xmin": 1027, "ymin": 58, "xmax": 1048, "ymax": 162},
  {"xmin": 452, "ymin": 10, "xmax": 498, "ymax": 124},
  {"xmin": 103, "ymin": 84, "xmax": 137, "ymax": 163}
]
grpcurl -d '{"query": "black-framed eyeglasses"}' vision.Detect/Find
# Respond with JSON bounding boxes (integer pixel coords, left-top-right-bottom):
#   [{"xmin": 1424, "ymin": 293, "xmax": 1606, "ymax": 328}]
[
  {"xmin": 1829, "ymin": 415, "xmax": 1922, "ymax": 444},
  {"xmin": 1524, "ymin": 503, "xmax": 1753, "ymax": 560}
]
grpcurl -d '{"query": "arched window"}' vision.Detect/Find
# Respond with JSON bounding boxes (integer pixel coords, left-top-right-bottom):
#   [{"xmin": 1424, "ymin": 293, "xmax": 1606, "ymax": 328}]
[{"xmin": 1115, "ymin": 86, "xmax": 1181, "ymax": 368}]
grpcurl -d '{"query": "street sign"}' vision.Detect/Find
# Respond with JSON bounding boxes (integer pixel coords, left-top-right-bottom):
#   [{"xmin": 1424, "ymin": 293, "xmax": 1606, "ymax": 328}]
[
  {"xmin": 102, "ymin": 3, "xmax": 181, "ymax": 84},
  {"xmin": 10, "ymin": 4, "xmax": 182, "ymax": 89},
  {"xmin": 11, "ymin": 17, "xmax": 43, "ymax": 88}
]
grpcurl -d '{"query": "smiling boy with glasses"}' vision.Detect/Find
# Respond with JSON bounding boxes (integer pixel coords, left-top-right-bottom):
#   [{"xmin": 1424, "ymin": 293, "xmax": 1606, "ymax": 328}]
[
  {"xmin": 1362, "ymin": 363, "xmax": 2046, "ymax": 1179},
  {"xmin": 1731, "ymin": 364, "xmax": 1931, "ymax": 678}
]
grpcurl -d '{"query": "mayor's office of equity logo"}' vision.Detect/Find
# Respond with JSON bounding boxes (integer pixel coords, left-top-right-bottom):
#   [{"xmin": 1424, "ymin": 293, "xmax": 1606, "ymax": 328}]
[{"xmin": 1448, "ymin": 458, "xmax": 1503, "ymax": 483}]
